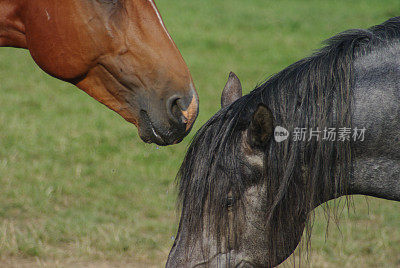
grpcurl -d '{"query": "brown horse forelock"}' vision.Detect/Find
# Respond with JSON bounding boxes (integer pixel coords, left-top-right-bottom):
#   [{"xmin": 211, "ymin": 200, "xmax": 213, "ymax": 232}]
[{"xmin": 0, "ymin": 0, "xmax": 198, "ymax": 145}]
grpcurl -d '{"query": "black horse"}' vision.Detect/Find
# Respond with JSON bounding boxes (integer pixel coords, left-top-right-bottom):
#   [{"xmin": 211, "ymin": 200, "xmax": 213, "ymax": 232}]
[{"xmin": 167, "ymin": 17, "xmax": 400, "ymax": 267}]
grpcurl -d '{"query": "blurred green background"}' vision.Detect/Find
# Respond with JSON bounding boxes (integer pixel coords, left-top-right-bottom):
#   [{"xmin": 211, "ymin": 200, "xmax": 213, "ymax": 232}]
[{"xmin": 0, "ymin": 0, "xmax": 399, "ymax": 267}]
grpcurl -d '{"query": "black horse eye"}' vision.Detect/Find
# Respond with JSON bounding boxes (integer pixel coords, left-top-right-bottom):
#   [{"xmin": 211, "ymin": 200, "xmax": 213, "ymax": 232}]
[{"xmin": 226, "ymin": 197, "xmax": 235, "ymax": 208}]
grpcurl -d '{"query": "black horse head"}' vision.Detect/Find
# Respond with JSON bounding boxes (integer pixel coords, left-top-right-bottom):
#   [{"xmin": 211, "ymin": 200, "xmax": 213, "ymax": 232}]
[{"xmin": 168, "ymin": 17, "xmax": 400, "ymax": 267}]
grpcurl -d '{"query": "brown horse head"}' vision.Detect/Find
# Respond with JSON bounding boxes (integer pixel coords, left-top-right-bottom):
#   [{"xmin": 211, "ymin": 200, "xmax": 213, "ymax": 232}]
[{"xmin": 0, "ymin": 0, "xmax": 198, "ymax": 145}]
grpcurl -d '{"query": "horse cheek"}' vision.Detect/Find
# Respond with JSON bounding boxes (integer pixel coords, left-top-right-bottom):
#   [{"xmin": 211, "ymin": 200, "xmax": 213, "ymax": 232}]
[{"xmin": 23, "ymin": 3, "xmax": 101, "ymax": 81}]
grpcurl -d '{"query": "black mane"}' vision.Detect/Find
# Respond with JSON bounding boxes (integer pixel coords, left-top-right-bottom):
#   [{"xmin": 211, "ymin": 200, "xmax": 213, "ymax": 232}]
[{"xmin": 176, "ymin": 17, "xmax": 400, "ymax": 253}]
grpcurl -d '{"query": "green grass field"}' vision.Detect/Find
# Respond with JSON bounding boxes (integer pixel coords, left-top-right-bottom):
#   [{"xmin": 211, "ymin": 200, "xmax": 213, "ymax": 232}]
[{"xmin": 1, "ymin": 0, "xmax": 399, "ymax": 267}]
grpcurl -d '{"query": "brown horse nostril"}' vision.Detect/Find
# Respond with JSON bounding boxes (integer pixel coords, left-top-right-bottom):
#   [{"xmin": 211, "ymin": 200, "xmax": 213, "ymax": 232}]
[{"xmin": 167, "ymin": 96, "xmax": 188, "ymax": 127}]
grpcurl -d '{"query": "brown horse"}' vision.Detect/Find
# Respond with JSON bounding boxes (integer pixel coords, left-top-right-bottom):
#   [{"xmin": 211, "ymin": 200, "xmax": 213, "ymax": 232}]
[{"xmin": 0, "ymin": 0, "xmax": 198, "ymax": 145}]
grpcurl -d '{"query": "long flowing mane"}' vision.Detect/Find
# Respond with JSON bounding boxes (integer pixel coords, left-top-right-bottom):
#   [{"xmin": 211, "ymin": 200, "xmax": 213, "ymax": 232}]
[{"xmin": 177, "ymin": 17, "xmax": 400, "ymax": 255}]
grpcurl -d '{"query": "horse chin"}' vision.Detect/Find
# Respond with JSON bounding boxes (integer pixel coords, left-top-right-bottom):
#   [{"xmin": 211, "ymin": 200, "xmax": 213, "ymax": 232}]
[
  {"xmin": 187, "ymin": 252, "xmax": 259, "ymax": 268},
  {"xmin": 138, "ymin": 110, "xmax": 186, "ymax": 146}
]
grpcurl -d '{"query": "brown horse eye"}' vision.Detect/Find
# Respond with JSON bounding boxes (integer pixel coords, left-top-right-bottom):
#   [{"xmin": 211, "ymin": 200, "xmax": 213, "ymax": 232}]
[{"xmin": 97, "ymin": 0, "xmax": 118, "ymax": 4}]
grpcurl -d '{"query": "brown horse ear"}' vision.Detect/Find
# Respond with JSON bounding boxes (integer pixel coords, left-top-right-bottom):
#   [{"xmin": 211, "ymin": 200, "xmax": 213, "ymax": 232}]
[
  {"xmin": 221, "ymin": 72, "xmax": 242, "ymax": 108},
  {"xmin": 247, "ymin": 104, "xmax": 274, "ymax": 149}
]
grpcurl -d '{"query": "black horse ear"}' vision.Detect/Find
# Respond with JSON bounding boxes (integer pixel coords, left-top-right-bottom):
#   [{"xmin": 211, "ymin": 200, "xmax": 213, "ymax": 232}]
[
  {"xmin": 247, "ymin": 104, "xmax": 274, "ymax": 149},
  {"xmin": 221, "ymin": 72, "xmax": 242, "ymax": 108}
]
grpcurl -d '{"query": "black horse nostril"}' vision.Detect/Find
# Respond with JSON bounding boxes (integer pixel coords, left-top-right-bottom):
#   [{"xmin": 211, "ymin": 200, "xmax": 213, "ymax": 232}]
[{"xmin": 166, "ymin": 96, "xmax": 187, "ymax": 127}]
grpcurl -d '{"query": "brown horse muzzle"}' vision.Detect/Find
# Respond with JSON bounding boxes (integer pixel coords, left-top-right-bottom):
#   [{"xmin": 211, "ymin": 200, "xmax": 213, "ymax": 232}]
[{"xmin": 138, "ymin": 86, "xmax": 198, "ymax": 146}]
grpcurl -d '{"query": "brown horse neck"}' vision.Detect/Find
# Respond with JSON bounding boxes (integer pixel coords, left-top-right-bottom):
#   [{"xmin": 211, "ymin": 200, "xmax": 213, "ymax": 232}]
[{"xmin": 0, "ymin": 0, "xmax": 27, "ymax": 48}]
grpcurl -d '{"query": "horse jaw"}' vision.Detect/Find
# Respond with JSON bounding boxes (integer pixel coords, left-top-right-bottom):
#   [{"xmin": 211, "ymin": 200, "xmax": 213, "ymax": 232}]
[{"xmin": 167, "ymin": 183, "xmax": 306, "ymax": 267}]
